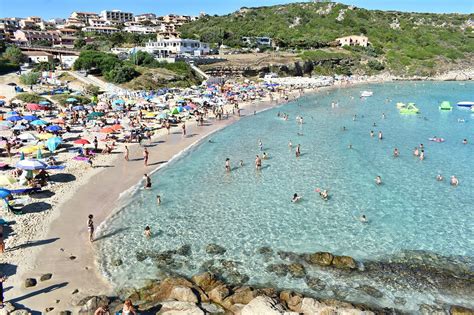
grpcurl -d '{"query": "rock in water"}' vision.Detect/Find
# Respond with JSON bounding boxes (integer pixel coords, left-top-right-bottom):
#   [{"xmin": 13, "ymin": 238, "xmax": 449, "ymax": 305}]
[
  {"xmin": 40, "ymin": 273, "xmax": 52, "ymax": 281},
  {"xmin": 332, "ymin": 255, "xmax": 357, "ymax": 269},
  {"xmin": 257, "ymin": 246, "xmax": 273, "ymax": 255},
  {"xmin": 358, "ymin": 285, "xmax": 383, "ymax": 298},
  {"xmin": 24, "ymin": 278, "xmax": 37, "ymax": 288},
  {"xmin": 450, "ymin": 306, "xmax": 474, "ymax": 315},
  {"xmin": 288, "ymin": 263, "xmax": 306, "ymax": 278},
  {"xmin": 206, "ymin": 244, "xmax": 226, "ymax": 255},
  {"xmin": 176, "ymin": 244, "xmax": 192, "ymax": 256},
  {"xmin": 111, "ymin": 259, "xmax": 123, "ymax": 266},
  {"xmin": 266, "ymin": 264, "xmax": 288, "ymax": 276},
  {"xmin": 157, "ymin": 301, "xmax": 204, "ymax": 315},
  {"xmin": 306, "ymin": 252, "xmax": 334, "ymax": 266},
  {"xmin": 168, "ymin": 285, "xmax": 199, "ymax": 303},
  {"xmin": 305, "ymin": 276, "xmax": 326, "ymax": 291},
  {"xmin": 241, "ymin": 296, "xmax": 287, "ymax": 315}
]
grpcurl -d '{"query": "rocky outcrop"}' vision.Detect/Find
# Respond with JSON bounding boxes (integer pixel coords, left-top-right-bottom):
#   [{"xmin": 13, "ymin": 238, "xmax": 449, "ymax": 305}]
[
  {"xmin": 77, "ymin": 296, "xmax": 110, "ymax": 314},
  {"xmin": 450, "ymin": 306, "xmax": 474, "ymax": 315},
  {"xmin": 241, "ymin": 296, "xmax": 287, "ymax": 314},
  {"xmin": 306, "ymin": 252, "xmax": 334, "ymax": 266},
  {"xmin": 332, "ymin": 255, "xmax": 357, "ymax": 270},
  {"xmin": 157, "ymin": 301, "xmax": 204, "ymax": 315},
  {"xmin": 169, "ymin": 286, "xmax": 199, "ymax": 303}
]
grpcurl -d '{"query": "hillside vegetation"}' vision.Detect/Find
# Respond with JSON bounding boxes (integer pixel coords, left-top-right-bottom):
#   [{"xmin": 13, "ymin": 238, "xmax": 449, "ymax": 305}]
[{"xmin": 180, "ymin": 2, "xmax": 474, "ymax": 76}]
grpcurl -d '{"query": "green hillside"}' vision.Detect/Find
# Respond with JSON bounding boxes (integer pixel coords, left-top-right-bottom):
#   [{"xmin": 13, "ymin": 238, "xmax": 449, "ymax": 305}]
[{"xmin": 180, "ymin": 2, "xmax": 474, "ymax": 76}]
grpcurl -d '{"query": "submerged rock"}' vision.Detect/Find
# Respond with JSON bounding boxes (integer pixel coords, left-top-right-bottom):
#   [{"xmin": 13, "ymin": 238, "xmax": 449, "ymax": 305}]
[
  {"xmin": 111, "ymin": 259, "xmax": 123, "ymax": 267},
  {"xmin": 288, "ymin": 263, "xmax": 306, "ymax": 278},
  {"xmin": 225, "ymin": 271, "xmax": 249, "ymax": 285},
  {"xmin": 306, "ymin": 252, "xmax": 334, "ymax": 266},
  {"xmin": 305, "ymin": 276, "xmax": 326, "ymax": 291},
  {"xmin": 257, "ymin": 246, "xmax": 273, "ymax": 256},
  {"xmin": 357, "ymin": 285, "xmax": 384, "ymax": 298},
  {"xmin": 266, "ymin": 264, "xmax": 288, "ymax": 276},
  {"xmin": 206, "ymin": 244, "xmax": 226, "ymax": 255},
  {"xmin": 277, "ymin": 250, "xmax": 301, "ymax": 261},
  {"xmin": 135, "ymin": 251, "xmax": 148, "ymax": 262},
  {"xmin": 332, "ymin": 255, "xmax": 357, "ymax": 270},
  {"xmin": 394, "ymin": 297, "xmax": 407, "ymax": 305},
  {"xmin": 176, "ymin": 244, "xmax": 192, "ymax": 256}
]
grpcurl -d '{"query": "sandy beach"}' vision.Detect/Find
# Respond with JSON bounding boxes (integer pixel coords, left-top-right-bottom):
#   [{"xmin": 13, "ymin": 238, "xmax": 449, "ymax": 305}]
[{"xmin": 1, "ymin": 81, "xmax": 308, "ymax": 312}]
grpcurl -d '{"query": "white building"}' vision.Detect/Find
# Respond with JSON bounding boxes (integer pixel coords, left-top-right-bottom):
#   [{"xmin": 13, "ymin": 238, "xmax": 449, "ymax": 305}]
[
  {"xmin": 336, "ymin": 35, "xmax": 369, "ymax": 47},
  {"xmin": 144, "ymin": 38, "xmax": 210, "ymax": 57},
  {"xmin": 124, "ymin": 25, "xmax": 157, "ymax": 34},
  {"xmin": 23, "ymin": 51, "xmax": 53, "ymax": 64},
  {"xmin": 82, "ymin": 26, "xmax": 120, "ymax": 34},
  {"xmin": 100, "ymin": 10, "xmax": 134, "ymax": 23}
]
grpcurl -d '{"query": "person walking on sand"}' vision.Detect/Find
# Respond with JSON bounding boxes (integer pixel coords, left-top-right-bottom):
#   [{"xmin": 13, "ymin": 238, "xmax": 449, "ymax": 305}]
[
  {"xmin": 124, "ymin": 146, "xmax": 129, "ymax": 161},
  {"xmin": 143, "ymin": 147, "xmax": 149, "ymax": 166},
  {"xmin": 144, "ymin": 174, "xmax": 151, "ymax": 189},
  {"xmin": 182, "ymin": 123, "xmax": 186, "ymax": 137},
  {"xmin": 0, "ymin": 233, "xmax": 4, "ymax": 254},
  {"xmin": 93, "ymin": 136, "xmax": 98, "ymax": 152},
  {"xmin": 87, "ymin": 214, "xmax": 94, "ymax": 242}
]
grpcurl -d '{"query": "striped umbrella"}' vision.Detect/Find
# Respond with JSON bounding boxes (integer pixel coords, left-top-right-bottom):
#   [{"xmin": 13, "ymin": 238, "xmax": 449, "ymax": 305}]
[{"xmin": 16, "ymin": 159, "xmax": 47, "ymax": 170}]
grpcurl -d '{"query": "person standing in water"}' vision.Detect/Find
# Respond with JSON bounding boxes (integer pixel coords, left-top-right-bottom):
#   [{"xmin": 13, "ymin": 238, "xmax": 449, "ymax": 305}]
[
  {"xmin": 450, "ymin": 176, "xmax": 459, "ymax": 186},
  {"xmin": 87, "ymin": 214, "xmax": 94, "ymax": 242},
  {"xmin": 393, "ymin": 148, "xmax": 399, "ymax": 157},
  {"xmin": 225, "ymin": 158, "xmax": 231, "ymax": 172},
  {"xmin": 378, "ymin": 131, "xmax": 383, "ymax": 140},
  {"xmin": 295, "ymin": 144, "xmax": 301, "ymax": 158},
  {"xmin": 288, "ymin": 140, "xmax": 293, "ymax": 149},
  {"xmin": 375, "ymin": 176, "xmax": 382, "ymax": 185},
  {"xmin": 258, "ymin": 140, "xmax": 263, "ymax": 151},
  {"xmin": 144, "ymin": 174, "xmax": 151, "ymax": 189},
  {"xmin": 144, "ymin": 226, "xmax": 151, "ymax": 238},
  {"xmin": 255, "ymin": 155, "xmax": 262, "ymax": 170}
]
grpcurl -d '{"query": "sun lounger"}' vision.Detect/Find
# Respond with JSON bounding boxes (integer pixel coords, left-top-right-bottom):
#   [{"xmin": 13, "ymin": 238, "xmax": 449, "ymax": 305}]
[{"xmin": 10, "ymin": 187, "xmax": 42, "ymax": 195}]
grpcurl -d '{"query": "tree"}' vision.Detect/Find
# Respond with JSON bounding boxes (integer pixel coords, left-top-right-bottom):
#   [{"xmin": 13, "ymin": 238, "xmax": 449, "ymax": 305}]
[
  {"xmin": 74, "ymin": 38, "xmax": 87, "ymax": 49},
  {"xmin": 3, "ymin": 46, "xmax": 26, "ymax": 64},
  {"xmin": 105, "ymin": 65, "xmax": 138, "ymax": 83},
  {"xmin": 19, "ymin": 72, "xmax": 41, "ymax": 86},
  {"xmin": 33, "ymin": 61, "xmax": 55, "ymax": 72},
  {"xmin": 84, "ymin": 84, "xmax": 101, "ymax": 96}
]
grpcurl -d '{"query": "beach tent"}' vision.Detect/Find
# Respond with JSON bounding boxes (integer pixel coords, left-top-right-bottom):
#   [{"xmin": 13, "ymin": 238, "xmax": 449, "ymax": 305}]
[
  {"xmin": 46, "ymin": 137, "xmax": 62, "ymax": 152},
  {"xmin": 7, "ymin": 116, "xmax": 22, "ymax": 122},
  {"xmin": 12, "ymin": 125, "xmax": 27, "ymax": 131},
  {"xmin": 6, "ymin": 111, "xmax": 19, "ymax": 116},
  {"xmin": 19, "ymin": 145, "xmax": 43, "ymax": 154},
  {"xmin": 18, "ymin": 133, "xmax": 37, "ymax": 141}
]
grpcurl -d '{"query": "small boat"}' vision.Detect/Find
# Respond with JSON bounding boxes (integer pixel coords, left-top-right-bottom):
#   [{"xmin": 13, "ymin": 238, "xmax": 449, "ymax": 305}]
[
  {"xmin": 396, "ymin": 102, "xmax": 406, "ymax": 109},
  {"xmin": 400, "ymin": 102, "xmax": 420, "ymax": 115},
  {"xmin": 457, "ymin": 101, "xmax": 474, "ymax": 108},
  {"xmin": 439, "ymin": 101, "xmax": 452, "ymax": 111},
  {"xmin": 360, "ymin": 91, "xmax": 373, "ymax": 97}
]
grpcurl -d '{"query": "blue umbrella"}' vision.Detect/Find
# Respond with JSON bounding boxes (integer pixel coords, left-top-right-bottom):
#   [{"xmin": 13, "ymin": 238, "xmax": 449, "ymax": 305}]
[
  {"xmin": 6, "ymin": 111, "xmax": 18, "ymax": 116},
  {"xmin": 113, "ymin": 99, "xmax": 125, "ymax": 105},
  {"xmin": 22, "ymin": 115, "xmax": 38, "ymax": 121},
  {"xmin": 12, "ymin": 125, "xmax": 27, "ymax": 130},
  {"xmin": 72, "ymin": 105, "xmax": 84, "ymax": 111},
  {"xmin": 0, "ymin": 188, "xmax": 12, "ymax": 199},
  {"xmin": 39, "ymin": 101, "xmax": 50, "ymax": 105},
  {"xmin": 7, "ymin": 116, "xmax": 22, "ymax": 122},
  {"xmin": 46, "ymin": 125, "xmax": 62, "ymax": 132},
  {"xmin": 46, "ymin": 136, "xmax": 62, "ymax": 152},
  {"xmin": 66, "ymin": 97, "xmax": 77, "ymax": 103},
  {"xmin": 31, "ymin": 119, "xmax": 47, "ymax": 126}
]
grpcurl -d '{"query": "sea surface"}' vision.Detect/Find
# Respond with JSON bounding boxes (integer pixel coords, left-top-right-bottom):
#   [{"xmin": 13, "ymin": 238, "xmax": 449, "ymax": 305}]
[{"xmin": 97, "ymin": 82, "xmax": 474, "ymax": 312}]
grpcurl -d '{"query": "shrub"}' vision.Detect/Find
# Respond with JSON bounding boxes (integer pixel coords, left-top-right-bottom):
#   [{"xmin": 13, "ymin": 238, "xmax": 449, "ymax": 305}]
[
  {"xmin": 368, "ymin": 60, "xmax": 385, "ymax": 71},
  {"xmin": 13, "ymin": 93, "xmax": 47, "ymax": 103},
  {"xmin": 20, "ymin": 72, "xmax": 41, "ymax": 86},
  {"xmin": 105, "ymin": 65, "xmax": 138, "ymax": 84}
]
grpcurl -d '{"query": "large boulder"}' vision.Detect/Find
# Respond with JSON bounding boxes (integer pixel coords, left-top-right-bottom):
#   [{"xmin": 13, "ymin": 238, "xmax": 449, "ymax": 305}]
[
  {"xmin": 241, "ymin": 296, "xmax": 286, "ymax": 315},
  {"xmin": 208, "ymin": 284, "xmax": 231, "ymax": 304},
  {"xmin": 129, "ymin": 277, "xmax": 195, "ymax": 303},
  {"xmin": 306, "ymin": 252, "xmax": 334, "ymax": 266},
  {"xmin": 288, "ymin": 263, "xmax": 306, "ymax": 278},
  {"xmin": 279, "ymin": 291, "xmax": 303, "ymax": 312},
  {"xmin": 450, "ymin": 306, "xmax": 474, "ymax": 315},
  {"xmin": 168, "ymin": 286, "xmax": 199, "ymax": 303},
  {"xmin": 192, "ymin": 272, "xmax": 224, "ymax": 292},
  {"xmin": 157, "ymin": 301, "xmax": 204, "ymax": 315},
  {"xmin": 332, "ymin": 256, "xmax": 357, "ymax": 270},
  {"xmin": 78, "ymin": 296, "xmax": 110, "ymax": 314},
  {"xmin": 222, "ymin": 286, "xmax": 258, "ymax": 310},
  {"xmin": 200, "ymin": 302, "xmax": 226, "ymax": 314}
]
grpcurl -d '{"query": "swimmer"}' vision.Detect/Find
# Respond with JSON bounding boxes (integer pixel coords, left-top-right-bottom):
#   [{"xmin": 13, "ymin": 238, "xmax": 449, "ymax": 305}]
[
  {"xmin": 450, "ymin": 175, "xmax": 459, "ymax": 186},
  {"xmin": 258, "ymin": 140, "xmax": 263, "ymax": 151},
  {"xmin": 378, "ymin": 131, "xmax": 383, "ymax": 140},
  {"xmin": 342, "ymin": 126, "xmax": 346, "ymax": 131},
  {"xmin": 297, "ymin": 132, "xmax": 304, "ymax": 136},
  {"xmin": 239, "ymin": 160, "xmax": 244, "ymax": 167},
  {"xmin": 370, "ymin": 130, "xmax": 374, "ymax": 137},
  {"xmin": 319, "ymin": 190, "xmax": 329, "ymax": 201},
  {"xmin": 295, "ymin": 144, "xmax": 301, "ymax": 157},
  {"xmin": 144, "ymin": 174, "xmax": 151, "ymax": 189},
  {"xmin": 419, "ymin": 150, "xmax": 425, "ymax": 161},
  {"xmin": 393, "ymin": 148, "xmax": 399, "ymax": 157},
  {"xmin": 373, "ymin": 122, "xmax": 377, "ymax": 127},
  {"xmin": 255, "ymin": 155, "xmax": 262, "ymax": 171},
  {"xmin": 413, "ymin": 147, "xmax": 419, "ymax": 156},
  {"xmin": 353, "ymin": 115, "xmax": 357, "ymax": 121},
  {"xmin": 291, "ymin": 193, "xmax": 301, "ymax": 203},
  {"xmin": 375, "ymin": 176, "xmax": 382, "ymax": 185},
  {"xmin": 263, "ymin": 152, "xmax": 268, "ymax": 160},
  {"xmin": 348, "ymin": 144, "xmax": 353, "ymax": 149},
  {"xmin": 420, "ymin": 143, "xmax": 424, "ymax": 150},
  {"xmin": 225, "ymin": 158, "xmax": 231, "ymax": 172},
  {"xmin": 382, "ymin": 113, "xmax": 386, "ymax": 119},
  {"xmin": 288, "ymin": 140, "xmax": 293, "ymax": 149},
  {"xmin": 436, "ymin": 174, "xmax": 443, "ymax": 181},
  {"xmin": 144, "ymin": 226, "xmax": 151, "ymax": 238},
  {"xmin": 360, "ymin": 215, "xmax": 368, "ymax": 223},
  {"xmin": 156, "ymin": 195, "xmax": 161, "ymax": 205},
  {"xmin": 462, "ymin": 139, "xmax": 468, "ymax": 144}
]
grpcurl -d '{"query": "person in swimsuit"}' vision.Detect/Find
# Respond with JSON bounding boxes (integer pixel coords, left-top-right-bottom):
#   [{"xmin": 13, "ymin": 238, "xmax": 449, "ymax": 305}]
[
  {"xmin": 292, "ymin": 193, "xmax": 301, "ymax": 203},
  {"xmin": 122, "ymin": 299, "xmax": 136, "ymax": 315},
  {"xmin": 288, "ymin": 140, "xmax": 293, "ymax": 149},
  {"xmin": 225, "ymin": 158, "xmax": 231, "ymax": 172},
  {"xmin": 0, "ymin": 275, "xmax": 6, "ymax": 307},
  {"xmin": 450, "ymin": 175, "xmax": 459, "ymax": 186},
  {"xmin": 375, "ymin": 176, "xmax": 382, "ymax": 185},
  {"xmin": 156, "ymin": 195, "xmax": 161, "ymax": 205},
  {"xmin": 255, "ymin": 155, "xmax": 262, "ymax": 171},
  {"xmin": 436, "ymin": 174, "xmax": 443, "ymax": 181},
  {"xmin": 143, "ymin": 147, "xmax": 149, "ymax": 166},
  {"xmin": 144, "ymin": 226, "xmax": 151, "ymax": 238},
  {"xmin": 124, "ymin": 146, "xmax": 129, "ymax": 161},
  {"xmin": 181, "ymin": 123, "xmax": 186, "ymax": 136},
  {"xmin": 239, "ymin": 160, "xmax": 244, "ymax": 167},
  {"xmin": 393, "ymin": 148, "xmax": 399, "ymax": 157},
  {"xmin": 258, "ymin": 140, "xmax": 263, "ymax": 151},
  {"xmin": 370, "ymin": 130, "xmax": 374, "ymax": 137},
  {"xmin": 319, "ymin": 190, "xmax": 329, "ymax": 201},
  {"xmin": 378, "ymin": 131, "xmax": 383, "ymax": 140},
  {"xmin": 144, "ymin": 174, "xmax": 151, "ymax": 189},
  {"xmin": 295, "ymin": 144, "xmax": 301, "ymax": 158},
  {"xmin": 360, "ymin": 215, "xmax": 368, "ymax": 223},
  {"xmin": 94, "ymin": 305, "xmax": 110, "ymax": 315},
  {"xmin": 87, "ymin": 214, "xmax": 94, "ymax": 242}
]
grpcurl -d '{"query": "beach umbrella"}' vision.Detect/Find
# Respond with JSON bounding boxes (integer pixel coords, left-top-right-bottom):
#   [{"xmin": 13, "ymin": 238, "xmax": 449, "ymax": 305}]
[
  {"xmin": 51, "ymin": 118, "xmax": 65, "ymax": 124},
  {"xmin": 6, "ymin": 111, "xmax": 18, "ymax": 116},
  {"xmin": 18, "ymin": 133, "xmax": 37, "ymax": 141},
  {"xmin": 96, "ymin": 102, "xmax": 108, "ymax": 110},
  {"xmin": 66, "ymin": 97, "xmax": 77, "ymax": 103},
  {"xmin": 36, "ymin": 148, "xmax": 43, "ymax": 159},
  {"xmin": 183, "ymin": 105, "xmax": 192, "ymax": 111},
  {"xmin": 0, "ymin": 100, "xmax": 5, "ymax": 106},
  {"xmin": 74, "ymin": 138, "xmax": 90, "ymax": 145},
  {"xmin": 16, "ymin": 159, "xmax": 47, "ymax": 170},
  {"xmin": 144, "ymin": 112, "xmax": 156, "ymax": 118},
  {"xmin": 72, "ymin": 105, "xmax": 85, "ymax": 111},
  {"xmin": 46, "ymin": 125, "xmax": 62, "ymax": 132},
  {"xmin": 19, "ymin": 152, "xmax": 25, "ymax": 160},
  {"xmin": 19, "ymin": 145, "xmax": 42, "ymax": 154},
  {"xmin": 31, "ymin": 119, "xmax": 47, "ymax": 126},
  {"xmin": 100, "ymin": 127, "xmax": 114, "ymax": 134},
  {"xmin": 87, "ymin": 112, "xmax": 105, "ymax": 120},
  {"xmin": 26, "ymin": 103, "xmax": 42, "ymax": 111},
  {"xmin": 22, "ymin": 115, "xmax": 38, "ymax": 121},
  {"xmin": 39, "ymin": 101, "xmax": 50, "ymax": 105},
  {"xmin": 111, "ymin": 124, "xmax": 123, "ymax": 131},
  {"xmin": 112, "ymin": 104, "xmax": 124, "ymax": 111},
  {"xmin": 46, "ymin": 137, "xmax": 62, "ymax": 152},
  {"xmin": 7, "ymin": 115, "xmax": 23, "ymax": 122},
  {"xmin": 12, "ymin": 125, "xmax": 27, "ymax": 131},
  {"xmin": 0, "ymin": 175, "xmax": 16, "ymax": 186},
  {"xmin": 0, "ymin": 121, "xmax": 13, "ymax": 127},
  {"xmin": 0, "ymin": 96, "xmax": 5, "ymax": 99},
  {"xmin": 113, "ymin": 99, "xmax": 125, "ymax": 105},
  {"xmin": 37, "ymin": 133, "xmax": 54, "ymax": 140},
  {"xmin": 158, "ymin": 113, "xmax": 168, "ymax": 119},
  {"xmin": 171, "ymin": 108, "xmax": 179, "ymax": 115},
  {"xmin": 0, "ymin": 188, "xmax": 12, "ymax": 199}
]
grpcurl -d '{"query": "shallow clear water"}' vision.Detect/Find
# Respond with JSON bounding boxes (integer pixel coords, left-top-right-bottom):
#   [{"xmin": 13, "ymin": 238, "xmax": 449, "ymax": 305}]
[{"xmin": 97, "ymin": 82, "xmax": 474, "ymax": 311}]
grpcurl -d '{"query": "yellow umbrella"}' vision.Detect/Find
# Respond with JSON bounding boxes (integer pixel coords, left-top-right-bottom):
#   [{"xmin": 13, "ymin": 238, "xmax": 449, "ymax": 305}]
[
  {"xmin": 37, "ymin": 133, "xmax": 54, "ymax": 140},
  {"xmin": 0, "ymin": 175, "xmax": 16, "ymax": 186},
  {"xmin": 19, "ymin": 145, "xmax": 41, "ymax": 154},
  {"xmin": 144, "ymin": 113, "xmax": 156, "ymax": 118},
  {"xmin": 57, "ymin": 113, "xmax": 67, "ymax": 117}
]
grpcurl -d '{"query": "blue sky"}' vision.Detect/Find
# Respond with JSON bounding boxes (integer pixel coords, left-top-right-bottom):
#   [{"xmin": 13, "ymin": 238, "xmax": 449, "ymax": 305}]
[{"xmin": 0, "ymin": 0, "xmax": 472, "ymax": 19}]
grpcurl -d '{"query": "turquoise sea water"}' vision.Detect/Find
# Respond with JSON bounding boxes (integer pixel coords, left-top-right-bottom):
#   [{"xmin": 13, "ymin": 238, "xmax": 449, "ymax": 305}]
[{"xmin": 97, "ymin": 82, "xmax": 474, "ymax": 311}]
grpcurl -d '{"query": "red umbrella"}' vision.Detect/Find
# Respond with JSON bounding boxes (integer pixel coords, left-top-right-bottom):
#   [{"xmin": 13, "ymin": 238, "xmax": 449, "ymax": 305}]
[
  {"xmin": 26, "ymin": 103, "xmax": 42, "ymax": 111},
  {"xmin": 74, "ymin": 139, "xmax": 90, "ymax": 145},
  {"xmin": 52, "ymin": 118, "xmax": 65, "ymax": 124},
  {"xmin": 100, "ymin": 127, "xmax": 114, "ymax": 134},
  {"xmin": 111, "ymin": 124, "xmax": 123, "ymax": 131}
]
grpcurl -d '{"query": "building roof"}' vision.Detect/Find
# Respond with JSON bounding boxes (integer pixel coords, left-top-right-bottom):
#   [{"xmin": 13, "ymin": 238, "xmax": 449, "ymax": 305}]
[{"xmin": 23, "ymin": 51, "xmax": 53, "ymax": 57}]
